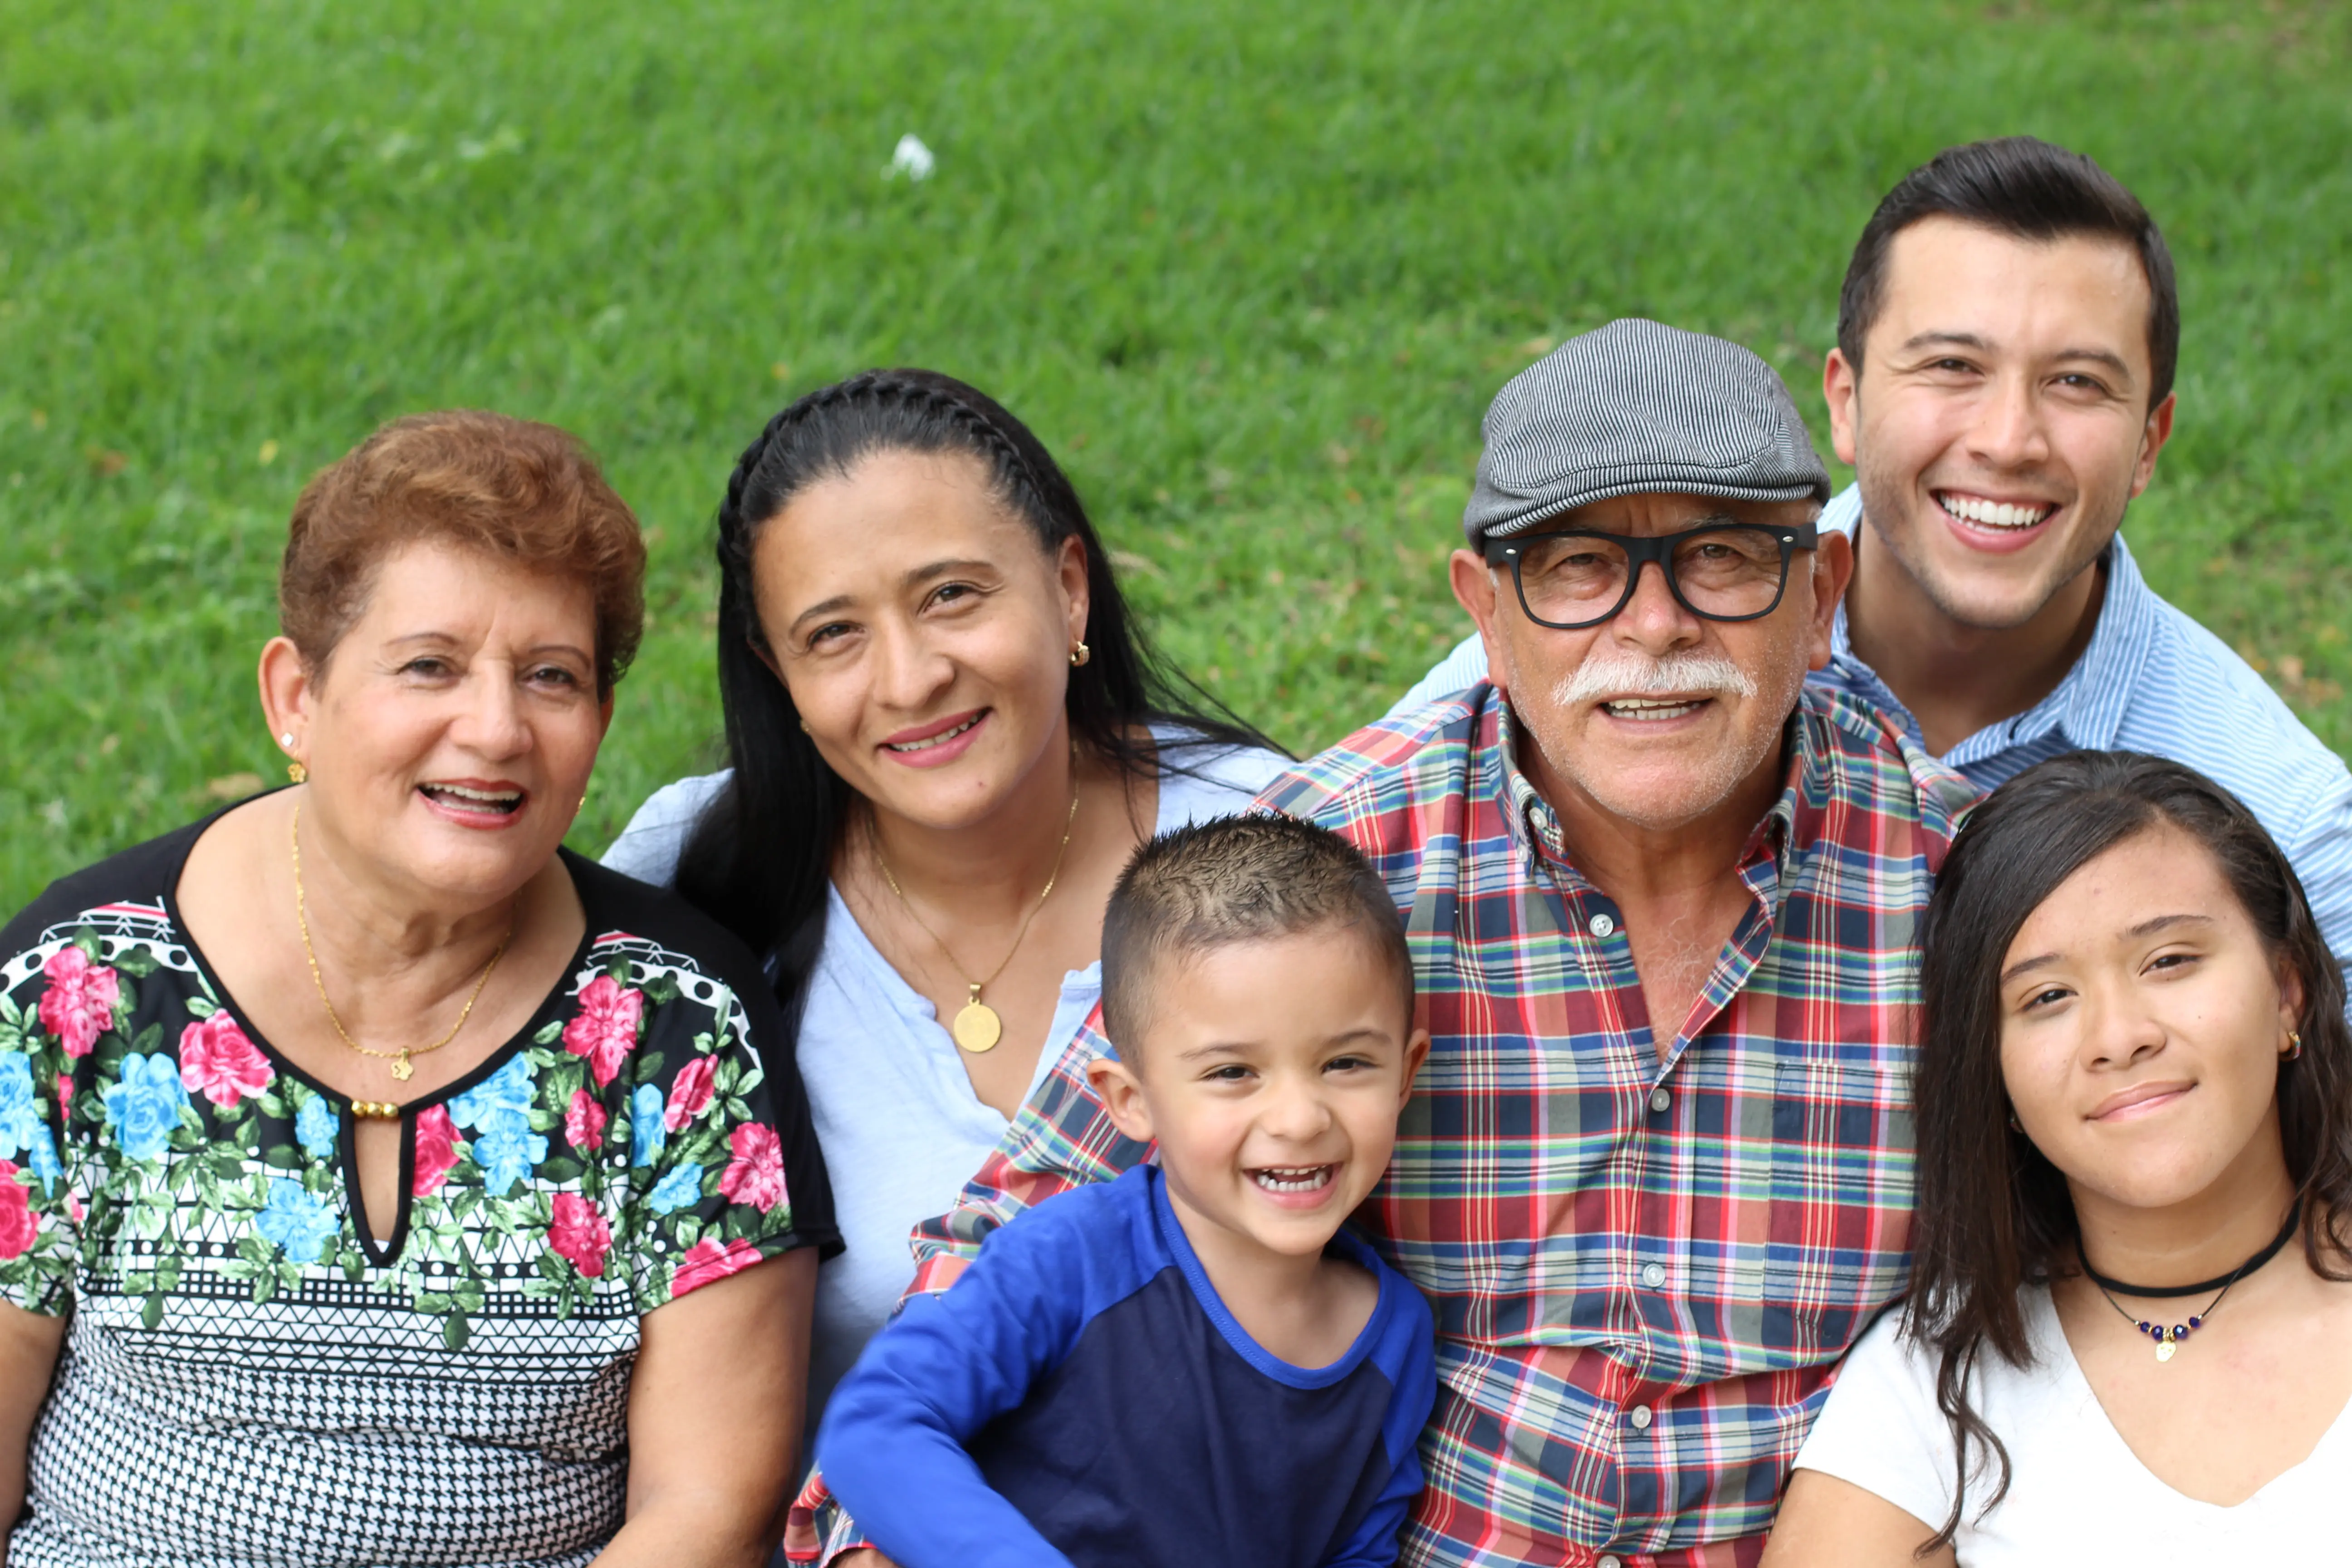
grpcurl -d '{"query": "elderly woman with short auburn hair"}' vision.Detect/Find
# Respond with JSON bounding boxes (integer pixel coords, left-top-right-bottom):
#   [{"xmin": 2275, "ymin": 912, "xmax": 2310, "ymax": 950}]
[{"xmin": 0, "ymin": 412, "xmax": 836, "ymax": 1568}]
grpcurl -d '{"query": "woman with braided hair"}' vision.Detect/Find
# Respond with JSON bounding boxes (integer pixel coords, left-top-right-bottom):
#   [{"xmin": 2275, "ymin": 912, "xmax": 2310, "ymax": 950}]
[{"xmin": 603, "ymin": 369, "xmax": 1287, "ymax": 1429}]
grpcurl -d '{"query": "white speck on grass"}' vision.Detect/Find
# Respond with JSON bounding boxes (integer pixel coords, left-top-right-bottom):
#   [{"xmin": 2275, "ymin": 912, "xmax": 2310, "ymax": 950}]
[
  {"xmin": 457, "ymin": 126, "xmax": 523, "ymax": 162},
  {"xmin": 885, "ymin": 133, "xmax": 935, "ymax": 181}
]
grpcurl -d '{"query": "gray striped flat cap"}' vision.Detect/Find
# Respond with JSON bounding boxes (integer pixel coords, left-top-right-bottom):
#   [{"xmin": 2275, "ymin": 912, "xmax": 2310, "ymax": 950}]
[{"xmin": 1463, "ymin": 318, "xmax": 1830, "ymax": 545}]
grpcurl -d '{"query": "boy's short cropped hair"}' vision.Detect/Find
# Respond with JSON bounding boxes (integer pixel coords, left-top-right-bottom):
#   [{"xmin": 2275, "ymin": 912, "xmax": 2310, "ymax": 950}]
[{"xmin": 1099, "ymin": 812, "xmax": 1413, "ymax": 1049}]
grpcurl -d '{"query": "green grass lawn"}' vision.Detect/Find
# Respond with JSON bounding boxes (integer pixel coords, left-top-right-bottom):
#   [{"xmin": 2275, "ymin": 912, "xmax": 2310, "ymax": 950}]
[{"xmin": 2, "ymin": 0, "xmax": 2347, "ymax": 912}]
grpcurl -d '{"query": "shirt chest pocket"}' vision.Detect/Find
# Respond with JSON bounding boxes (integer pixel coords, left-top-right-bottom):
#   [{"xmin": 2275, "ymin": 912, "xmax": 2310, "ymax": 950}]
[{"xmin": 1758, "ymin": 1058, "xmax": 1916, "ymax": 1357}]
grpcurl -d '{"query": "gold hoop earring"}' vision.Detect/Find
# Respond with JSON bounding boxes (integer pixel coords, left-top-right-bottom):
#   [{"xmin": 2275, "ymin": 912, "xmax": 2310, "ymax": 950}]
[
  {"xmin": 1070, "ymin": 641, "xmax": 1091, "ymax": 667},
  {"xmin": 287, "ymin": 761, "xmax": 308, "ymax": 785},
  {"xmin": 2285, "ymin": 1031, "xmax": 2305, "ymax": 1061}
]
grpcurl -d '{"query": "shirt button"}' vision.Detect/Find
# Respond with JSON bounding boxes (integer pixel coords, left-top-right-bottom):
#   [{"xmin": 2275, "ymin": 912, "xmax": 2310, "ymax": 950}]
[
  {"xmin": 1588, "ymin": 912, "xmax": 1617, "ymax": 938},
  {"xmin": 1649, "ymin": 1087, "xmax": 1671, "ymax": 1113},
  {"xmin": 1640, "ymin": 1262, "xmax": 1666, "ymax": 1289},
  {"xmin": 1629, "ymin": 1404, "xmax": 1653, "ymax": 1431},
  {"xmin": 1600, "ymin": 1557, "xmax": 1623, "ymax": 1568}
]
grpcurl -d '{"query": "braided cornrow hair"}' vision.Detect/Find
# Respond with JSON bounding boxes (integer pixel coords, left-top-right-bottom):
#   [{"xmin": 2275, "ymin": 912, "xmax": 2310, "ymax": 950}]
[{"xmin": 673, "ymin": 368, "xmax": 1283, "ymax": 1012}]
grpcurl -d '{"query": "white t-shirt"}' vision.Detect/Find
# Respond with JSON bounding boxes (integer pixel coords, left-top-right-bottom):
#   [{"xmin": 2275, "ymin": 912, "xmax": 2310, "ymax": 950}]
[
  {"xmin": 1793, "ymin": 1285, "xmax": 2350, "ymax": 1562},
  {"xmin": 599, "ymin": 728, "xmax": 1291, "ymax": 1430}
]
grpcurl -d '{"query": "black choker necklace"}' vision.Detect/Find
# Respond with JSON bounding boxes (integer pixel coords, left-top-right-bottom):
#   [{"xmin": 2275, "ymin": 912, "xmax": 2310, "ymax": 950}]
[{"xmin": 2082, "ymin": 1202, "xmax": 2301, "ymax": 1362}]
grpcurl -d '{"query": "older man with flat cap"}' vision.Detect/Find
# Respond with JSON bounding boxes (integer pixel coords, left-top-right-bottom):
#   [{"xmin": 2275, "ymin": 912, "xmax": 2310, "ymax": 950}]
[{"xmin": 800, "ymin": 320, "xmax": 1977, "ymax": 1568}]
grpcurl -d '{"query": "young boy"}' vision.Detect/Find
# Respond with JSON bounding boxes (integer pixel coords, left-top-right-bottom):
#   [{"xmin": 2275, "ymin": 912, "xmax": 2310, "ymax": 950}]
[{"xmin": 814, "ymin": 813, "xmax": 1437, "ymax": 1568}]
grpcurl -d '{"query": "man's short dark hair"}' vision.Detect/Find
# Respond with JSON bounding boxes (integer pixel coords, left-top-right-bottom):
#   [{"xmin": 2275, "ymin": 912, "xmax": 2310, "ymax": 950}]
[
  {"xmin": 1100, "ymin": 814, "xmax": 1413, "ymax": 1053},
  {"xmin": 1836, "ymin": 136, "xmax": 2179, "ymax": 412}
]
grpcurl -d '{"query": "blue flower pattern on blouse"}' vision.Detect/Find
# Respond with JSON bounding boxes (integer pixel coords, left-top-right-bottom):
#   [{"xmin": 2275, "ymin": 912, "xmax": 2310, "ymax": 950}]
[
  {"xmin": 629, "ymin": 1083, "xmax": 665, "ymax": 1167},
  {"xmin": 451, "ymin": 1055, "xmax": 546, "ymax": 1196},
  {"xmin": 0, "ymin": 1053, "xmax": 39, "ymax": 1162},
  {"xmin": 474, "ymin": 1115, "xmax": 548, "ymax": 1196},
  {"xmin": 647, "ymin": 1161, "xmax": 704, "ymax": 1215},
  {"xmin": 24, "ymin": 1125, "xmax": 61, "ymax": 1194},
  {"xmin": 448, "ymin": 1055, "xmax": 536, "ymax": 1128},
  {"xmin": 255, "ymin": 1176, "xmax": 341, "ymax": 1264},
  {"xmin": 103, "ymin": 1053, "xmax": 190, "ymax": 1162},
  {"xmin": 295, "ymin": 1096, "xmax": 339, "ymax": 1159}
]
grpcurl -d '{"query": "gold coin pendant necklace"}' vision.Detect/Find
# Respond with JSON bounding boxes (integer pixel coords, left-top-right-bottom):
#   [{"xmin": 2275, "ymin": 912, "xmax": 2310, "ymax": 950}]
[
  {"xmin": 292, "ymin": 801, "xmax": 512, "ymax": 1087},
  {"xmin": 872, "ymin": 745, "xmax": 1081, "ymax": 1054}
]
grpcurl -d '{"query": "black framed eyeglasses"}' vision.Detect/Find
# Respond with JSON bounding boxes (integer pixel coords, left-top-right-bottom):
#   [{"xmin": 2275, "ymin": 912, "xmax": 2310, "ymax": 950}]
[{"xmin": 1482, "ymin": 521, "xmax": 1819, "ymax": 631}]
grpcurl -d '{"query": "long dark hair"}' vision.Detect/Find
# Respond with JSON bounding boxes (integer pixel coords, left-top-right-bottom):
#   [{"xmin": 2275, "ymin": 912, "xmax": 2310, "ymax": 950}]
[
  {"xmin": 673, "ymin": 368, "xmax": 1281, "ymax": 1012},
  {"xmin": 1908, "ymin": 751, "xmax": 2352, "ymax": 1548}
]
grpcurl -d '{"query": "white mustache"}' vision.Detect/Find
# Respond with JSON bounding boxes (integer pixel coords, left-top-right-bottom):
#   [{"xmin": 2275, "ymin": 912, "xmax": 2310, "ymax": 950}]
[{"xmin": 1550, "ymin": 650, "xmax": 1759, "ymax": 709}]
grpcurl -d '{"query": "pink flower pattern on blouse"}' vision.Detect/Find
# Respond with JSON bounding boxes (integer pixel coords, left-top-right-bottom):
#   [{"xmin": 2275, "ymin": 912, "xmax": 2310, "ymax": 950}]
[
  {"xmin": 560, "ymin": 975, "xmax": 644, "ymax": 1088},
  {"xmin": 177, "ymin": 1014, "xmax": 275, "ymax": 1108},
  {"xmin": 664, "ymin": 1055, "xmax": 717, "ymax": 1132},
  {"xmin": 547, "ymin": 1192, "xmax": 612, "ymax": 1279},
  {"xmin": 671, "ymin": 1235, "xmax": 763, "ymax": 1296},
  {"xmin": 37, "ymin": 947, "xmax": 120, "ymax": 1058},
  {"xmin": 0, "ymin": 1163, "xmax": 35, "ymax": 1260},
  {"xmin": 564, "ymin": 1088, "xmax": 607, "ymax": 1154},
  {"xmin": 718, "ymin": 1122, "xmax": 788, "ymax": 1213},
  {"xmin": 412, "ymin": 1105, "xmax": 461, "ymax": 1196}
]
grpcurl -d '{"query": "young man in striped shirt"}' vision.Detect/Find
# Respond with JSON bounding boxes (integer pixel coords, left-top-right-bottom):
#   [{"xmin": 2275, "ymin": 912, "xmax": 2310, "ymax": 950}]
[{"xmin": 798, "ymin": 320, "xmax": 1976, "ymax": 1565}]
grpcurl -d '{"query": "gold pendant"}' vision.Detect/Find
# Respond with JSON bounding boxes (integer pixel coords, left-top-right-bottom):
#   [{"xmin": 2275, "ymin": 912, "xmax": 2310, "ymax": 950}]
[
  {"xmin": 391, "ymin": 1054, "xmax": 415, "ymax": 1082},
  {"xmin": 951, "ymin": 987, "xmax": 1002, "ymax": 1054},
  {"xmin": 2156, "ymin": 1337, "xmax": 2177, "ymax": 1363}
]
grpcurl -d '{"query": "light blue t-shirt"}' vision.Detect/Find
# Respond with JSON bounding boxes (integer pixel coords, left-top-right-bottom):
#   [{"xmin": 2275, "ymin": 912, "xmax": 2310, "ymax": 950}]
[
  {"xmin": 599, "ymin": 729, "xmax": 1290, "ymax": 1427},
  {"xmin": 1395, "ymin": 485, "xmax": 2352, "ymax": 977}
]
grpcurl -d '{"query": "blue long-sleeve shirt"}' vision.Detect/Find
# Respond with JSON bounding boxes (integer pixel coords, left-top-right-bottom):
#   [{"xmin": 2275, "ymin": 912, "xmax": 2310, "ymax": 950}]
[{"xmin": 817, "ymin": 1164, "xmax": 1437, "ymax": 1568}]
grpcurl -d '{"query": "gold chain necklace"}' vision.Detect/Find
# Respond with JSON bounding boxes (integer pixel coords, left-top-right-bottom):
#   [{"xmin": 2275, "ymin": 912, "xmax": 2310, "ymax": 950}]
[
  {"xmin": 291, "ymin": 802, "xmax": 512, "ymax": 1083},
  {"xmin": 871, "ymin": 746, "xmax": 1081, "ymax": 1054}
]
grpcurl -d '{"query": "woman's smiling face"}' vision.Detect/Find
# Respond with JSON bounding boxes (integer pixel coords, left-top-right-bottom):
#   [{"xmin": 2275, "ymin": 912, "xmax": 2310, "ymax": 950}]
[
  {"xmin": 289, "ymin": 539, "xmax": 609, "ymax": 904},
  {"xmin": 750, "ymin": 447, "xmax": 1088, "ymax": 832},
  {"xmin": 1998, "ymin": 820, "xmax": 2303, "ymax": 1212}
]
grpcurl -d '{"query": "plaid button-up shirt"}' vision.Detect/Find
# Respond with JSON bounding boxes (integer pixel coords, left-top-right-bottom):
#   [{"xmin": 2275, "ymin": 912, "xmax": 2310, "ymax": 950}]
[{"xmin": 793, "ymin": 683, "xmax": 1976, "ymax": 1566}]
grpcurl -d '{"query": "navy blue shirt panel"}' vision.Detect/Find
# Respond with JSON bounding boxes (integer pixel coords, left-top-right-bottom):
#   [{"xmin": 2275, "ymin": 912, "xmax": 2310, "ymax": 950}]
[{"xmin": 971, "ymin": 1264, "xmax": 1399, "ymax": 1563}]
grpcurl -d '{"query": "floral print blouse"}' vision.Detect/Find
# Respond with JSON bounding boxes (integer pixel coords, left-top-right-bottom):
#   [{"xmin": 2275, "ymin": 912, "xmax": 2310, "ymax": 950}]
[{"xmin": 0, "ymin": 822, "xmax": 837, "ymax": 1568}]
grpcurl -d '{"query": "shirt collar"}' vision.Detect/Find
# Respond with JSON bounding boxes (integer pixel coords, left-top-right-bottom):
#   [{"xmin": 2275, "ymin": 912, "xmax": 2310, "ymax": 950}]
[
  {"xmin": 1827, "ymin": 481, "xmax": 2161, "ymax": 760},
  {"xmin": 2042, "ymin": 533, "xmax": 2159, "ymax": 750},
  {"xmin": 1489, "ymin": 689, "xmax": 1818, "ymax": 886}
]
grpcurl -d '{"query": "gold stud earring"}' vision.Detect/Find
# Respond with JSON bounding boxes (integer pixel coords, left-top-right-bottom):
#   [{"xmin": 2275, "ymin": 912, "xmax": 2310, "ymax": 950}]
[
  {"xmin": 1069, "ymin": 641, "xmax": 1091, "ymax": 667},
  {"xmin": 798, "ymin": 717, "xmax": 811, "ymax": 733}
]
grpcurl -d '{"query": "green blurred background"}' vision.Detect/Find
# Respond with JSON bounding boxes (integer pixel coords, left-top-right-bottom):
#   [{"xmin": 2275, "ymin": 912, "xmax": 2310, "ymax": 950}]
[{"xmin": 2, "ymin": 0, "xmax": 2346, "ymax": 911}]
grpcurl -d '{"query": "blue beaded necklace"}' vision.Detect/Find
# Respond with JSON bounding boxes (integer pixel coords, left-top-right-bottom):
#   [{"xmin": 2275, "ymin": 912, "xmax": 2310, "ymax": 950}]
[{"xmin": 2083, "ymin": 1202, "xmax": 2301, "ymax": 1362}]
